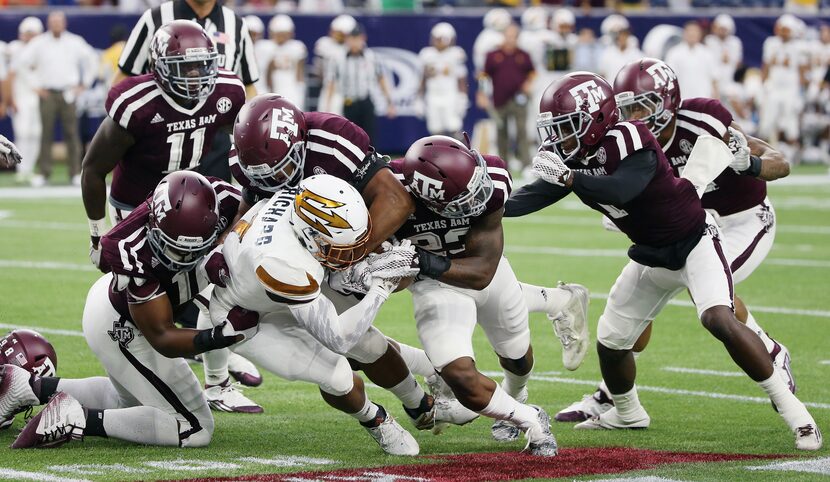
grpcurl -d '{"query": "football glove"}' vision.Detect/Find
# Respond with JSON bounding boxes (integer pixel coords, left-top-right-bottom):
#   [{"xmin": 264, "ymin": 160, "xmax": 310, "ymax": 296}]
[
  {"xmin": 367, "ymin": 240, "xmax": 419, "ymax": 280},
  {"xmin": 727, "ymin": 127, "xmax": 751, "ymax": 173},
  {"xmin": 219, "ymin": 306, "xmax": 259, "ymax": 342},
  {"xmin": 89, "ymin": 242, "xmax": 103, "ymax": 270},
  {"xmin": 0, "ymin": 135, "xmax": 22, "ymax": 168},
  {"xmin": 328, "ymin": 258, "xmax": 372, "ymax": 295},
  {"xmin": 200, "ymin": 246, "xmax": 230, "ymax": 288},
  {"xmin": 532, "ymin": 151, "xmax": 572, "ymax": 187}
]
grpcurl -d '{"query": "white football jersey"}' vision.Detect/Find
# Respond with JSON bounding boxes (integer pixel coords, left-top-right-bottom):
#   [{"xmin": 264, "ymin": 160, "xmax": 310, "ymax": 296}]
[
  {"xmin": 253, "ymin": 39, "xmax": 275, "ymax": 94},
  {"xmin": 419, "ymin": 45, "xmax": 467, "ymax": 95},
  {"xmin": 473, "ymin": 29, "xmax": 504, "ymax": 73},
  {"xmin": 221, "ymin": 189, "xmax": 325, "ymax": 314},
  {"xmin": 7, "ymin": 40, "xmax": 39, "ymax": 102},
  {"xmin": 763, "ymin": 36, "xmax": 806, "ymax": 90}
]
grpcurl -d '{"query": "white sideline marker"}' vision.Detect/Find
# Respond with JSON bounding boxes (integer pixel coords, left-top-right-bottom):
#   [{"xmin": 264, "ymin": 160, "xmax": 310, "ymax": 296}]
[
  {"xmin": 0, "ymin": 469, "xmax": 89, "ymax": 482},
  {"xmin": 821, "ymin": 360, "xmax": 830, "ymax": 365},
  {"xmin": 661, "ymin": 367, "xmax": 744, "ymax": 377},
  {"xmin": 746, "ymin": 457, "xmax": 830, "ymax": 475}
]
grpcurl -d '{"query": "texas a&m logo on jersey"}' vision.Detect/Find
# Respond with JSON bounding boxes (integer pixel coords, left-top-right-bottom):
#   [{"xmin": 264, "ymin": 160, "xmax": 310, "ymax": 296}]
[
  {"xmin": 569, "ymin": 80, "xmax": 606, "ymax": 114},
  {"xmin": 411, "ymin": 171, "xmax": 446, "ymax": 202},
  {"xmin": 108, "ymin": 318, "xmax": 135, "ymax": 347},
  {"xmin": 270, "ymin": 107, "xmax": 299, "ymax": 147},
  {"xmin": 646, "ymin": 61, "xmax": 677, "ymax": 92}
]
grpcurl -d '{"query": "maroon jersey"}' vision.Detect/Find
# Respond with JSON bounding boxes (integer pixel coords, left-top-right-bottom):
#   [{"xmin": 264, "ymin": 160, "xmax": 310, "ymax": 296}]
[
  {"xmin": 99, "ymin": 178, "xmax": 241, "ymax": 321},
  {"xmin": 230, "ymin": 112, "xmax": 380, "ymax": 203},
  {"xmin": 106, "ymin": 71, "xmax": 246, "ymax": 210},
  {"xmin": 390, "ymin": 155, "xmax": 512, "ymax": 258},
  {"xmin": 570, "ymin": 121, "xmax": 705, "ymax": 247},
  {"xmin": 665, "ymin": 98, "xmax": 767, "ymax": 216}
]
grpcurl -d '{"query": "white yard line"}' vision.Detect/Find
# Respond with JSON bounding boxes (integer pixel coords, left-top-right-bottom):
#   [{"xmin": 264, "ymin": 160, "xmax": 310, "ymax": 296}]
[
  {"xmin": 0, "ymin": 186, "xmax": 82, "ymax": 199},
  {"xmin": 746, "ymin": 457, "xmax": 830, "ymax": 475},
  {"xmin": 820, "ymin": 360, "xmax": 830, "ymax": 365},
  {"xmin": 661, "ymin": 367, "xmax": 744, "ymax": 377},
  {"xmin": 0, "ymin": 219, "xmax": 88, "ymax": 231},
  {"xmin": 0, "ymin": 323, "xmax": 85, "ymax": 338},
  {"xmin": 0, "ymin": 469, "xmax": 89, "ymax": 482},
  {"xmin": 0, "ymin": 260, "xmax": 97, "ymax": 272}
]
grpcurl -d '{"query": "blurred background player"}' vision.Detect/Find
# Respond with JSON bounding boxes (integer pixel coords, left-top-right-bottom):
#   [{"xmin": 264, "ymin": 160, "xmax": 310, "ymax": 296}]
[
  {"xmin": 598, "ymin": 15, "xmax": 642, "ymax": 81},
  {"xmin": 666, "ymin": 21, "xmax": 718, "ymax": 99},
  {"xmin": 243, "ymin": 15, "xmax": 269, "ymax": 95},
  {"xmin": 471, "ymin": 8, "xmax": 510, "ymax": 154},
  {"xmin": 518, "ymin": 7, "xmax": 555, "ymax": 156},
  {"xmin": 265, "ymin": 15, "xmax": 307, "ymax": 110},
  {"xmin": 314, "ymin": 14, "xmax": 355, "ymax": 114},
  {"xmin": 705, "ymin": 14, "xmax": 743, "ymax": 103},
  {"xmin": 0, "ymin": 16, "xmax": 43, "ymax": 185},
  {"xmin": 418, "ymin": 22, "xmax": 468, "ymax": 137}
]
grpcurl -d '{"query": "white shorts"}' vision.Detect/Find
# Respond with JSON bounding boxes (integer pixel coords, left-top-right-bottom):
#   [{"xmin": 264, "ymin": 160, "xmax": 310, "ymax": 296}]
[
  {"xmin": 425, "ymin": 93, "xmax": 463, "ymax": 135},
  {"xmin": 597, "ymin": 214, "xmax": 734, "ymax": 351},
  {"xmin": 83, "ymin": 274, "xmax": 213, "ymax": 446},
  {"xmin": 409, "ymin": 256, "xmax": 530, "ymax": 370},
  {"xmin": 711, "ymin": 197, "xmax": 776, "ymax": 284},
  {"xmin": 210, "ymin": 288, "xmax": 355, "ymax": 396}
]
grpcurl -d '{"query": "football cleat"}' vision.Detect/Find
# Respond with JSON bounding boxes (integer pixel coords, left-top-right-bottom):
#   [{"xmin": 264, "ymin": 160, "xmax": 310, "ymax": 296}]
[
  {"xmin": 228, "ymin": 352, "xmax": 263, "ymax": 387},
  {"xmin": 491, "ymin": 387, "xmax": 527, "ymax": 441},
  {"xmin": 0, "ymin": 417, "xmax": 13, "ymax": 430},
  {"xmin": 432, "ymin": 395, "xmax": 478, "ymax": 434},
  {"xmin": 795, "ymin": 423, "xmax": 823, "ymax": 451},
  {"xmin": 574, "ymin": 406, "xmax": 650, "ymax": 430},
  {"xmin": 205, "ymin": 380, "xmax": 263, "ymax": 414},
  {"xmin": 11, "ymin": 392, "xmax": 85, "ymax": 449},
  {"xmin": 426, "ymin": 373, "xmax": 454, "ymax": 399},
  {"xmin": 0, "ymin": 364, "xmax": 39, "ymax": 422},
  {"xmin": 770, "ymin": 340, "xmax": 796, "ymax": 394},
  {"xmin": 555, "ymin": 386, "xmax": 614, "ymax": 422},
  {"xmin": 549, "ymin": 283, "xmax": 590, "ymax": 371},
  {"xmin": 363, "ymin": 406, "xmax": 419, "ymax": 456},
  {"xmin": 521, "ymin": 405, "xmax": 558, "ymax": 457}
]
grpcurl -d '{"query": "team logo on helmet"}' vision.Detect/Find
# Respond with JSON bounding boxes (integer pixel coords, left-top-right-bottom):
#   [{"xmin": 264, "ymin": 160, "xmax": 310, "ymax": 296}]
[
  {"xmin": 269, "ymin": 107, "xmax": 300, "ymax": 147},
  {"xmin": 569, "ymin": 80, "xmax": 607, "ymax": 114},
  {"xmin": 216, "ymin": 97, "xmax": 232, "ymax": 114},
  {"xmin": 411, "ymin": 171, "xmax": 446, "ymax": 201},
  {"xmin": 680, "ymin": 139, "xmax": 693, "ymax": 155},
  {"xmin": 646, "ymin": 62, "xmax": 677, "ymax": 91},
  {"xmin": 295, "ymin": 190, "xmax": 353, "ymax": 237},
  {"xmin": 151, "ymin": 182, "xmax": 172, "ymax": 222}
]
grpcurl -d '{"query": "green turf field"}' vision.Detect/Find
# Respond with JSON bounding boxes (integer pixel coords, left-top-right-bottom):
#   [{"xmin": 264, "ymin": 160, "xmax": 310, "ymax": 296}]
[{"xmin": 0, "ymin": 171, "xmax": 828, "ymax": 481}]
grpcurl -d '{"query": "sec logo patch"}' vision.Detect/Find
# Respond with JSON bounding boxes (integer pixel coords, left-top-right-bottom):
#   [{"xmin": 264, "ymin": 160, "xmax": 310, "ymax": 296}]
[
  {"xmin": 680, "ymin": 139, "xmax": 693, "ymax": 155},
  {"xmin": 216, "ymin": 97, "xmax": 232, "ymax": 114},
  {"xmin": 596, "ymin": 146, "xmax": 607, "ymax": 165}
]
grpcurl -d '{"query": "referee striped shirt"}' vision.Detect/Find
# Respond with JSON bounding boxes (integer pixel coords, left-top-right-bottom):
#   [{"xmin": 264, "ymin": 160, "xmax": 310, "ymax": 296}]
[
  {"xmin": 118, "ymin": 0, "xmax": 259, "ymax": 85},
  {"xmin": 330, "ymin": 49, "xmax": 382, "ymax": 101}
]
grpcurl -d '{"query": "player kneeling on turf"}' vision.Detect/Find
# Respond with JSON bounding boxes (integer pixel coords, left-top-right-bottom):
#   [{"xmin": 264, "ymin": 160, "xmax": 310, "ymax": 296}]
[{"xmin": 1, "ymin": 171, "xmax": 252, "ymax": 449}]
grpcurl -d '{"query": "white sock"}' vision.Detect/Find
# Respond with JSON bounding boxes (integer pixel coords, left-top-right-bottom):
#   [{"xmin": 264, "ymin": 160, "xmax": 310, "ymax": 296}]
[
  {"xmin": 102, "ymin": 406, "xmax": 181, "ymax": 446},
  {"xmin": 478, "ymin": 384, "xmax": 539, "ymax": 432},
  {"xmin": 349, "ymin": 397, "xmax": 381, "ymax": 423},
  {"xmin": 745, "ymin": 311, "xmax": 776, "ymax": 353},
  {"xmin": 394, "ymin": 342, "xmax": 435, "ymax": 377},
  {"xmin": 758, "ymin": 374, "xmax": 813, "ymax": 430},
  {"xmin": 520, "ymin": 282, "xmax": 571, "ymax": 314},
  {"xmin": 501, "ymin": 362, "xmax": 533, "ymax": 401},
  {"xmin": 609, "ymin": 386, "xmax": 643, "ymax": 420},
  {"xmin": 198, "ymin": 311, "xmax": 231, "ymax": 386},
  {"xmin": 57, "ymin": 377, "xmax": 120, "ymax": 410},
  {"xmin": 388, "ymin": 375, "xmax": 426, "ymax": 410}
]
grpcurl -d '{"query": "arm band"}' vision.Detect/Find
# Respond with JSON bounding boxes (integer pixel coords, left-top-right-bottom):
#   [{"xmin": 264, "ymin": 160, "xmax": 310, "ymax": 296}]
[
  {"xmin": 741, "ymin": 155, "xmax": 762, "ymax": 178},
  {"xmin": 417, "ymin": 248, "xmax": 452, "ymax": 280},
  {"xmin": 88, "ymin": 218, "xmax": 107, "ymax": 239}
]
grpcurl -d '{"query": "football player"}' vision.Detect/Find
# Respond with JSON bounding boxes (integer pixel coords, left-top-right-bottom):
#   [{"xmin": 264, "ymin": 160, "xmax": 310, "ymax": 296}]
[
  {"xmin": 418, "ymin": 22, "xmax": 468, "ymax": 136},
  {"xmin": 505, "ymin": 72, "xmax": 821, "ymax": 450},
  {"xmin": 556, "ymin": 58, "xmax": 795, "ymax": 422},
  {"xmin": 385, "ymin": 136, "xmax": 557, "ymax": 456},
  {"xmin": 2, "ymin": 171, "xmax": 256, "ymax": 449},
  {"xmin": 210, "ymin": 175, "xmax": 431, "ymax": 455},
  {"xmin": 0, "ymin": 329, "xmax": 58, "ymax": 429},
  {"xmin": 264, "ymin": 15, "xmax": 307, "ymax": 110},
  {"xmin": 203, "ymin": 95, "xmax": 475, "ymax": 432}
]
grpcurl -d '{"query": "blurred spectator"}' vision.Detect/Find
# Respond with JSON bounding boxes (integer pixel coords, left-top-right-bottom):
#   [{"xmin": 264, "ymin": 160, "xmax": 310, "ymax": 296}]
[
  {"xmin": 760, "ymin": 14, "xmax": 808, "ymax": 159},
  {"xmin": 324, "ymin": 24, "xmax": 395, "ymax": 140},
  {"xmin": 298, "ymin": 0, "xmax": 343, "ymax": 12},
  {"xmin": 666, "ymin": 21, "xmax": 717, "ymax": 99},
  {"xmin": 418, "ymin": 22, "xmax": 468, "ymax": 136},
  {"xmin": 314, "ymin": 14, "xmax": 355, "ymax": 114},
  {"xmin": 800, "ymin": 24, "xmax": 829, "ymax": 163},
  {"xmin": 99, "ymin": 25, "xmax": 128, "ymax": 88},
  {"xmin": 573, "ymin": 27, "xmax": 602, "ymax": 72},
  {"xmin": 519, "ymin": 7, "xmax": 554, "ymax": 145},
  {"xmin": 473, "ymin": 8, "xmax": 511, "ymax": 74},
  {"xmin": 14, "ymin": 12, "xmax": 95, "ymax": 187},
  {"xmin": 479, "ymin": 23, "xmax": 535, "ymax": 169},
  {"xmin": 598, "ymin": 16, "xmax": 642, "ymax": 81},
  {"xmin": 244, "ymin": 15, "xmax": 270, "ymax": 95},
  {"xmin": 0, "ymin": 17, "xmax": 43, "ymax": 183},
  {"xmin": 265, "ymin": 15, "xmax": 307, "ymax": 109},
  {"xmin": 705, "ymin": 14, "xmax": 742, "ymax": 99}
]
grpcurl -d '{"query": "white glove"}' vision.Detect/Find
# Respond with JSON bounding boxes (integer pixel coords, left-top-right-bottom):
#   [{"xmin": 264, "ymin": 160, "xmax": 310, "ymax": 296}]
[
  {"xmin": 328, "ymin": 259, "xmax": 372, "ymax": 295},
  {"xmin": 0, "ymin": 135, "xmax": 22, "ymax": 169},
  {"xmin": 90, "ymin": 242, "xmax": 103, "ymax": 269},
  {"xmin": 531, "ymin": 151, "xmax": 571, "ymax": 187},
  {"xmin": 367, "ymin": 240, "xmax": 419, "ymax": 280},
  {"xmin": 601, "ymin": 215, "xmax": 621, "ymax": 233},
  {"xmin": 727, "ymin": 127, "xmax": 750, "ymax": 173}
]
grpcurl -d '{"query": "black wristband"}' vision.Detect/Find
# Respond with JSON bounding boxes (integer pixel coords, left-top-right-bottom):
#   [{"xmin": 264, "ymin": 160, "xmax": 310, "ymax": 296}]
[
  {"xmin": 193, "ymin": 325, "xmax": 235, "ymax": 353},
  {"xmin": 416, "ymin": 248, "xmax": 452, "ymax": 280},
  {"xmin": 741, "ymin": 155, "xmax": 762, "ymax": 178}
]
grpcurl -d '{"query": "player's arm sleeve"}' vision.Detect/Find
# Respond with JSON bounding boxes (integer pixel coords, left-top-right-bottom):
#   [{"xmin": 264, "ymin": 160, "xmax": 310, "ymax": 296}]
[
  {"xmin": 571, "ymin": 149, "xmax": 657, "ymax": 206},
  {"xmin": 118, "ymin": 9, "xmax": 155, "ymax": 76},
  {"xmin": 504, "ymin": 178, "xmax": 570, "ymax": 217},
  {"xmin": 289, "ymin": 284, "xmax": 390, "ymax": 355}
]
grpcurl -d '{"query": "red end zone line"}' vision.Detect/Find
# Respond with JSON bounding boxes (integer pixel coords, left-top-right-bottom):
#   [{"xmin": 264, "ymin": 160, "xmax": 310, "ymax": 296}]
[{"xmin": 177, "ymin": 447, "xmax": 786, "ymax": 482}]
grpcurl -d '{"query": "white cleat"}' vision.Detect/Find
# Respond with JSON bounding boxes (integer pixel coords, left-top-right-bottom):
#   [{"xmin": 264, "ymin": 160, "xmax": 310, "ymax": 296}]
[
  {"xmin": 549, "ymin": 283, "xmax": 590, "ymax": 371},
  {"xmin": 555, "ymin": 386, "xmax": 614, "ymax": 422},
  {"xmin": 795, "ymin": 423, "xmax": 823, "ymax": 451},
  {"xmin": 205, "ymin": 380, "xmax": 263, "ymax": 414},
  {"xmin": 574, "ymin": 406, "xmax": 650, "ymax": 430},
  {"xmin": 425, "ymin": 373, "xmax": 454, "ymax": 399},
  {"xmin": 770, "ymin": 340, "xmax": 796, "ymax": 394},
  {"xmin": 227, "ymin": 352, "xmax": 263, "ymax": 387},
  {"xmin": 522, "ymin": 406, "xmax": 558, "ymax": 457},
  {"xmin": 432, "ymin": 396, "xmax": 479, "ymax": 434},
  {"xmin": 0, "ymin": 364, "xmax": 39, "ymax": 422},
  {"xmin": 11, "ymin": 392, "xmax": 85, "ymax": 449},
  {"xmin": 491, "ymin": 387, "xmax": 527, "ymax": 441},
  {"xmin": 364, "ymin": 407, "xmax": 419, "ymax": 456}
]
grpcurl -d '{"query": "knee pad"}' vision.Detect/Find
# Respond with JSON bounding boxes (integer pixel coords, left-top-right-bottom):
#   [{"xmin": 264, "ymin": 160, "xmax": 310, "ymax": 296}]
[
  {"xmin": 319, "ymin": 357, "xmax": 354, "ymax": 397},
  {"xmin": 181, "ymin": 410, "xmax": 214, "ymax": 448},
  {"xmin": 345, "ymin": 327, "xmax": 388, "ymax": 364},
  {"xmin": 493, "ymin": 330, "xmax": 531, "ymax": 362},
  {"xmin": 596, "ymin": 313, "xmax": 638, "ymax": 351}
]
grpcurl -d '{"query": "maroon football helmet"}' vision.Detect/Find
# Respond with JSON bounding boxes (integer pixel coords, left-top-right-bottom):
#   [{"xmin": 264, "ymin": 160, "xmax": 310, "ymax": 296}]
[
  {"xmin": 149, "ymin": 20, "xmax": 219, "ymax": 101},
  {"xmin": 613, "ymin": 58, "xmax": 680, "ymax": 136},
  {"xmin": 147, "ymin": 171, "xmax": 220, "ymax": 271},
  {"xmin": 537, "ymin": 72, "xmax": 619, "ymax": 162},
  {"xmin": 233, "ymin": 94, "xmax": 308, "ymax": 192},
  {"xmin": 400, "ymin": 135, "xmax": 494, "ymax": 219},
  {"xmin": 0, "ymin": 329, "xmax": 57, "ymax": 377}
]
